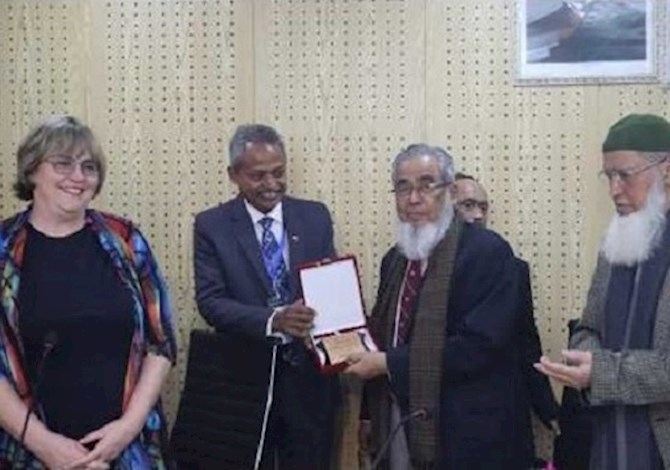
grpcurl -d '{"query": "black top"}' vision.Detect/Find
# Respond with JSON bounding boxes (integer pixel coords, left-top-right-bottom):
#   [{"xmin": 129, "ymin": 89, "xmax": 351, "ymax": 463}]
[{"xmin": 18, "ymin": 223, "xmax": 134, "ymax": 440}]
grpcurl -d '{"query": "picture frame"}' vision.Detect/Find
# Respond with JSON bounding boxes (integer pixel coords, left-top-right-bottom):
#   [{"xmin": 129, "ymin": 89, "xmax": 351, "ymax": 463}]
[{"xmin": 515, "ymin": 0, "xmax": 659, "ymax": 85}]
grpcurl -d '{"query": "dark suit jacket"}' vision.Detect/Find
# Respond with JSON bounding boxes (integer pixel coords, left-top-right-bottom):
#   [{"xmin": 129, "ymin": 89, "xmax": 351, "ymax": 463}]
[
  {"xmin": 192, "ymin": 195, "xmax": 337, "ymax": 467},
  {"xmin": 380, "ymin": 223, "xmax": 524, "ymax": 469},
  {"xmin": 194, "ymin": 195, "xmax": 335, "ymax": 339},
  {"xmin": 515, "ymin": 259, "xmax": 559, "ymax": 464}
]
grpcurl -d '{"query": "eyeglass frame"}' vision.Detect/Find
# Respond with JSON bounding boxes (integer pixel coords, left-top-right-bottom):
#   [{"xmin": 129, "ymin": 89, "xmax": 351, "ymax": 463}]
[
  {"xmin": 43, "ymin": 154, "xmax": 101, "ymax": 178},
  {"xmin": 599, "ymin": 157, "xmax": 668, "ymax": 185},
  {"xmin": 455, "ymin": 198, "xmax": 489, "ymax": 213},
  {"xmin": 390, "ymin": 179, "xmax": 450, "ymax": 198}
]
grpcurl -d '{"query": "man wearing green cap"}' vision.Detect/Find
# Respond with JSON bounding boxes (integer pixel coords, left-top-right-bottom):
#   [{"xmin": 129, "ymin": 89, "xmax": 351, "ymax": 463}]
[{"xmin": 537, "ymin": 113, "xmax": 670, "ymax": 469}]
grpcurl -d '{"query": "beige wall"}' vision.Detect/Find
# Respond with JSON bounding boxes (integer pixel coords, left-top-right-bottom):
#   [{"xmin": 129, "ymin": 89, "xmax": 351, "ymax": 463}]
[{"xmin": 1, "ymin": 0, "xmax": 669, "ymax": 466}]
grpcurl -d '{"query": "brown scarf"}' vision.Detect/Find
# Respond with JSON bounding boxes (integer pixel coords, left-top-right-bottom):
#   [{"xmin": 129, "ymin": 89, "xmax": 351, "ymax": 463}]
[{"xmin": 368, "ymin": 219, "xmax": 463, "ymax": 469}]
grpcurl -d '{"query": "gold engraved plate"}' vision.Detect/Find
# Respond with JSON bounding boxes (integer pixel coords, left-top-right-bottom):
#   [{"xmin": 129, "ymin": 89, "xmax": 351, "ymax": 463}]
[{"xmin": 321, "ymin": 331, "xmax": 366, "ymax": 365}]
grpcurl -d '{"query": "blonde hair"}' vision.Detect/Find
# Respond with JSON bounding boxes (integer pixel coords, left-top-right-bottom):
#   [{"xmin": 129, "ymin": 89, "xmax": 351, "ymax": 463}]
[{"xmin": 14, "ymin": 115, "xmax": 106, "ymax": 201}]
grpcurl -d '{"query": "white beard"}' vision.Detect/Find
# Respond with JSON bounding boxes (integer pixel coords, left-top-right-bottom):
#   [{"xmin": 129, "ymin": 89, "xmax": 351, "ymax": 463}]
[
  {"xmin": 395, "ymin": 203, "xmax": 454, "ymax": 261},
  {"xmin": 600, "ymin": 176, "xmax": 667, "ymax": 266}
]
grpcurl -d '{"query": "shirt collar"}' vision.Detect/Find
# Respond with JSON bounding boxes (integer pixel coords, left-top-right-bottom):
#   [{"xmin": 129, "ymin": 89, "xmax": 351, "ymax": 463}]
[{"xmin": 243, "ymin": 199, "xmax": 284, "ymax": 227}]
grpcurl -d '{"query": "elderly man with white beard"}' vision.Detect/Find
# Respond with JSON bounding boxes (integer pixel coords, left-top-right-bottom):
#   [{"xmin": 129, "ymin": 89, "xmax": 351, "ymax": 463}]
[
  {"xmin": 536, "ymin": 113, "xmax": 670, "ymax": 470},
  {"xmin": 346, "ymin": 144, "xmax": 523, "ymax": 469}
]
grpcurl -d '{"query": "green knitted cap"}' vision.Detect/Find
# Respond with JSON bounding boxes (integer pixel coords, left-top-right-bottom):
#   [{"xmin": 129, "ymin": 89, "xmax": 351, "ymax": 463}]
[{"xmin": 603, "ymin": 114, "xmax": 670, "ymax": 153}]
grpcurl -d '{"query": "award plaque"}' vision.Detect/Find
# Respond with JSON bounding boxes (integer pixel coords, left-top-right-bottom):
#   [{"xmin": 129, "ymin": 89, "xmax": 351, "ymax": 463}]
[{"xmin": 298, "ymin": 256, "xmax": 378, "ymax": 374}]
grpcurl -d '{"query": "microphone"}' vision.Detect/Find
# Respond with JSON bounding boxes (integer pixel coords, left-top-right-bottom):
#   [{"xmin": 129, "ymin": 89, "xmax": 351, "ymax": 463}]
[
  {"xmin": 19, "ymin": 331, "xmax": 58, "ymax": 446},
  {"xmin": 370, "ymin": 407, "xmax": 433, "ymax": 470}
]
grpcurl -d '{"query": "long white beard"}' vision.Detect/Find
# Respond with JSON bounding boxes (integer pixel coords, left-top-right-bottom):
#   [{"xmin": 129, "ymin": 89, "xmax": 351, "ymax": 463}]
[
  {"xmin": 395, "ymin": 203, "xmax": 454, "ymax": 261},
  {"xmin": 600, "ymin": 177, "xmax": 667, "ymax": 266}
]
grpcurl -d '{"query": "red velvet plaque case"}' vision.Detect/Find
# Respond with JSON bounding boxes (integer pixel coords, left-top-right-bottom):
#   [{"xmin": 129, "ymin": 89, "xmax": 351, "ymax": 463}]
[{"xmin": 298, "ymin": 256, "xmax": 378, "ymax": 374}]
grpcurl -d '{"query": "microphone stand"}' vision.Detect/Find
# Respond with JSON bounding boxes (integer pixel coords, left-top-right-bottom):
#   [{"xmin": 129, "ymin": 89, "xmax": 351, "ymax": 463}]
[
  {"xmin": 19, "ymin": 331, "xmax": 58, "ymax": 447},
  {"xmin": 370, "ymin": 408, "xmax": 429, "ymax": 470}
]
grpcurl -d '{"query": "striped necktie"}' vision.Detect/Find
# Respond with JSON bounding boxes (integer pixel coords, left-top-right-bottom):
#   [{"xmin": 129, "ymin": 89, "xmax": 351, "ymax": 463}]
[
  {"xmin": 396, "ymin": 259, "xmax": 423, "ymax": 345},
  {"xmin": 259, "ymin": 217, "xmax": 290, "ymax": 305}
]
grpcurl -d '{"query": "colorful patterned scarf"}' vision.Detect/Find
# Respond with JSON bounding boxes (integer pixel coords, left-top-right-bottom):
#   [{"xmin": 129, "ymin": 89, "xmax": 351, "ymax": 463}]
[{"xmin": 0, "ymin": 208, "xmax": 176, "ymax": 469}]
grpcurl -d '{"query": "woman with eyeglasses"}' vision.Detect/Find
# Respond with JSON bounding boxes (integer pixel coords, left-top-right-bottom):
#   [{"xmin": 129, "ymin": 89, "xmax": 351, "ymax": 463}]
[{"xmin": 0, "ymin": 115, "xmax": 176, "ymax": 469}]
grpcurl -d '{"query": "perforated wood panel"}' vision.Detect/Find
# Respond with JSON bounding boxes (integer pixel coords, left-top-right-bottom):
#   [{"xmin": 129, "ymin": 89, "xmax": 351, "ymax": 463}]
[
  {"xmin": 89, "ymin": 0, "xmax": 252, "ymax": 423},
  {"xmin": 0, "ymin": 0, "xmax": 252, "ymax": 435},
  {"xmin": 2, "ymin": 0, "xmax": 670, "ymax": 468},
  {"xmin": 0, "ymin": 1, "xmax": 88, "ymax": 216},
  {"xmin": 254, "ymin": 0, "xmax": 426, "ymax": 296}
]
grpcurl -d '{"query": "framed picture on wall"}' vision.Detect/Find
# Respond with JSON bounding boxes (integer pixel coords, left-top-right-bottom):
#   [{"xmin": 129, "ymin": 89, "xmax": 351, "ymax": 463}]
[{"xmin": 515, "ymin": 0, "xmax": 659, "ymax": 85}]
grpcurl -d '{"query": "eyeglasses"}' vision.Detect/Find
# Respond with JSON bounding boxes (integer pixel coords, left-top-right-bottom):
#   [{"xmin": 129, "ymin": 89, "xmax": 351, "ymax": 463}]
[
  {"xmin": 44, "ymin": 155, "xmax": 100, "ymax": 178},
  {"xmin": 456, "ymin": 199, "xmax": 489, "ymax": 213},
  {"xmin": 391, "ymin": 180, "xmax": 448, "ymax": 198},
  {"xmin": 599, "ymin": 158, "xmax": 667, "ymax": 185}
]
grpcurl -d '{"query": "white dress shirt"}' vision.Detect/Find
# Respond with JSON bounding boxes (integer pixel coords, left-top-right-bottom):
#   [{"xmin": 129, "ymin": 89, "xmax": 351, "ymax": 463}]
[{"xmin": 243, "ymin": 199, "xmax": 291, "ymax": 342}]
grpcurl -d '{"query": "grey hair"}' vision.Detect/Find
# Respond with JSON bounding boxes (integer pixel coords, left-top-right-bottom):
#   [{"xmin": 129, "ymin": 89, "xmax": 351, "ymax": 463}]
[
  {"xmin": 228, "ymin": 124, "xmax": 286, "ymax": 166},
  {"xmin": 14, "ymin": 115, "xmax": 106, "ymax": 201},
  {"xmin": 392, "ymin": 144, "xmax": 455, "ymax": 184}
]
